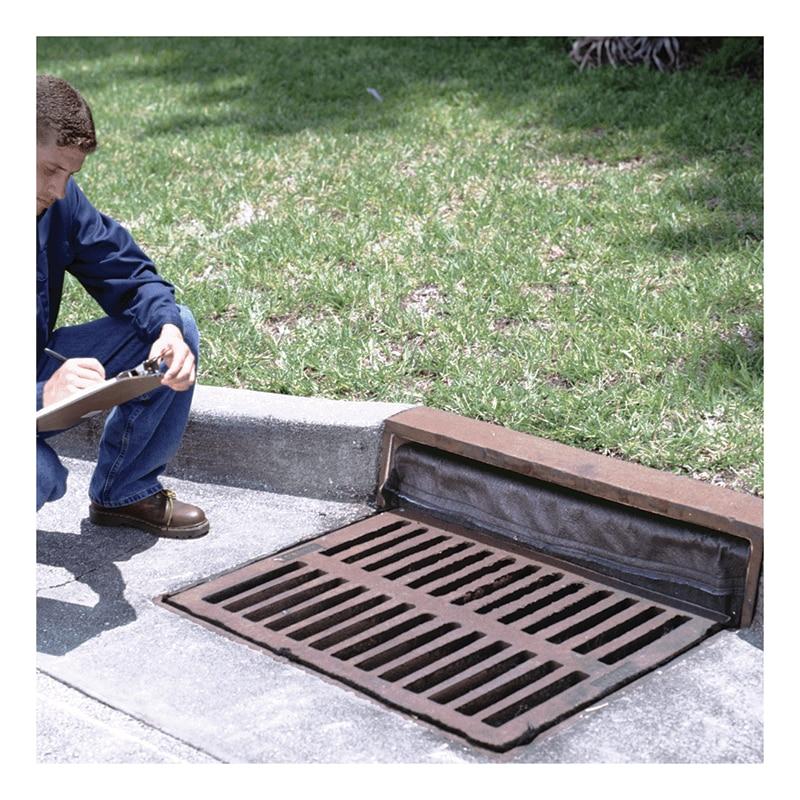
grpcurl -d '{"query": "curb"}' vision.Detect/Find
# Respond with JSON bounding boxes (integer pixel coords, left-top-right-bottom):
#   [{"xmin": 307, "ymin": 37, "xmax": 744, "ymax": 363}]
[{"xmin": 53, "ymin": 384, "xmax": 414, "ymax": 503}]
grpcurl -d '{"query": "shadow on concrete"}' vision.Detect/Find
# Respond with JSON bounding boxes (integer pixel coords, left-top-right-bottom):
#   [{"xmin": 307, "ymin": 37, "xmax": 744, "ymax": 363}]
[{"xmin": 36, "ymin": 521, "xmax": 157, "ymax": 656}]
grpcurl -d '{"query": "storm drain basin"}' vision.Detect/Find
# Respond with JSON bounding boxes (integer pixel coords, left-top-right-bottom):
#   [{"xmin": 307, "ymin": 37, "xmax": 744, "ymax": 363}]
[
  {"xmin": 161, "ymin": 508, "xmax": 723, "ymax": 751},
  {"xmin": 160, "ymin": 407, "xmax": 762, "ymax": 752}
]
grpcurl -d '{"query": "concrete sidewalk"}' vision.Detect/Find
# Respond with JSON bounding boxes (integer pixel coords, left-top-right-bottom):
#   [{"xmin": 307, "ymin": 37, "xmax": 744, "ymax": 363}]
[{"xmin": 36, "ymin": 387, "xmax": 763, "ymax": 763}]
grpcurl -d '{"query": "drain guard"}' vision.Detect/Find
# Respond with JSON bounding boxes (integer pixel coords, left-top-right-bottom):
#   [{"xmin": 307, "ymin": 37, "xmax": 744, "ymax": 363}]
[{"xmin": 161, "ymin": 508, "xmax": 723, "ymax": 751}]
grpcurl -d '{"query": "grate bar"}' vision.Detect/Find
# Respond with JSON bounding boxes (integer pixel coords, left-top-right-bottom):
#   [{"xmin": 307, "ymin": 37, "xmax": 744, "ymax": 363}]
[
  {"xmin": 382, "ymin": 541, "xmax": 475, "ymax": 581},
  {"xmin": 455, "ymin": 659, "xmax": 567, "ymax": 720},
  {"xmin": 404, "ymin": 639, "xmax": 512, "ymax": 695},
  {"xmin": 243, "ymin": 572, "xmax": 346, "ymax": 622},
  {"xmin": 265, "ymin": 585, "xmax": 370, "ymax": 632},
  {"xmin": 318, "ymin": 518, "xmax": 411, "ymax": 557},
  {"xmin": 406, "ymin": 549, "xmax": 494, "ymax": 590},
  {"xmin": 434, "ymin": 651, "xmax": 544, "ymax": 709},
  {"xmin": 378, "ymin": 628, "xmax": 487, "ymax": 684},
  {"xmin": 476, "ymin": 570, "xmax": 569, "ymax": 617},
  {"xmin": 594, "ymin": 612, "xmax": 695, "ymax": 665},
  {"xmin": 222, "ymin": 566, "xmax": 325, "ymax": 613},
  {"xmin": 428, "ymin": 650, "xmax": 537, "ymax": 707},
  {"xmin": 354, "ymin": 619, "xmax": 461, "ymax": 673},
  {"xmin": 201, "ymin": 560, "xmax": 307, "ymax": 606},
  {"xmin": 518, "ymin": 589, "xmax": 614, "ymax": 636},
  {"xmin": 430, "ymin": 557, "xmax": 518, "ymax": 599},
  {"xmin": 340, "ymin": 526, "xmax": 430, "ymax": 564},
  {"xmin": 329, "ymin": 607, "xmax": 434, "ymax": 661},
  {"xmin": 545, "ymin": 594, "xmax": 641, "ymax": 645},
  {"xmin": 286, "ymin": 592, "xmax": 392, "ymax": 642},
  {"xmin": 482, "ymin": 669, "xmax": 590, "ymax": 729},
  {"xmin": 579, "ymin": 606, "xmax": 673, "ymax": 662},
  {"xmin": 493, "ymin": 577, "xmax": 583, "ymax": 624},
  {"xmin": 360, "ymin": 535, "xmax": 453, "ymax": 573},
  {"xmin": 566, "ymin": 599, "xmax": 664, "ymax": 653},
  {"xmin": 451, "ymin": 564, "xmax": 540, "ymax": 607},
  {"xmin": 309, "ymin": 601, "xmax": 412, "ymax": 652}
]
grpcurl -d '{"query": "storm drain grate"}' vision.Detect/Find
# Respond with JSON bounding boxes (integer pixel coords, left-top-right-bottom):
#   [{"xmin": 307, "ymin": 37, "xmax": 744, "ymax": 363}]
[{"xmin": 160, "ymin": 509, "xmax": 723, "ymax": 751}]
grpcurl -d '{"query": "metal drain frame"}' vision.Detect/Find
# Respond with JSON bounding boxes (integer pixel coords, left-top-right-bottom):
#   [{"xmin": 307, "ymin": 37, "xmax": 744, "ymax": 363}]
[
  {"xmin": 159, "ymin": 507, "xmax": 723, "ymax": 752},
  {"xmin": 377, "ymin": 407, "xmax": 763, "ymax": 628}
]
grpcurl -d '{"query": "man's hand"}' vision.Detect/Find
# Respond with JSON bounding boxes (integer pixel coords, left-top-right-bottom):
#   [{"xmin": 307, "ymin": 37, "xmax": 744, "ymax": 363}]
[
  {"xmin": 149, "ymin": 324, "xmax": 196, "ymax": 391},
  {"xmin": 42, "ymin": 358, "xmax": 105, "ymax": 407}
]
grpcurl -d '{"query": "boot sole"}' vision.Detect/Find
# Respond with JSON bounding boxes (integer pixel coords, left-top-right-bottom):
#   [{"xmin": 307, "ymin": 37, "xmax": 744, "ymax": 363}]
[{"xmin": 89, "ymin": 505, "xmax": 210, "ymax": 539}]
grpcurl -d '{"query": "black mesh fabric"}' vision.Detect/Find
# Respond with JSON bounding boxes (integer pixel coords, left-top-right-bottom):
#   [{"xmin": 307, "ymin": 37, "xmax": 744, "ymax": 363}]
[{"xmin": 382, "ymin": 443, "xmax": 748, "ymax": 622}]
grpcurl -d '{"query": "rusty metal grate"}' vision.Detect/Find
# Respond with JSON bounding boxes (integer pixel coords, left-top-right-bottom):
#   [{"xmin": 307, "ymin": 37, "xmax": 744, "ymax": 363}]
[{"xmin": 160, "ymin": 509, "xmax": 723, "ymax": 751}]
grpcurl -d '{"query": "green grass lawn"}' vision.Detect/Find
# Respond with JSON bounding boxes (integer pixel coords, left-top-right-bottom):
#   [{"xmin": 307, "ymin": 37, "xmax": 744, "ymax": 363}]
[{"xmin": 37, "ymin": 37, "xmax": 763, "ymax": 495}]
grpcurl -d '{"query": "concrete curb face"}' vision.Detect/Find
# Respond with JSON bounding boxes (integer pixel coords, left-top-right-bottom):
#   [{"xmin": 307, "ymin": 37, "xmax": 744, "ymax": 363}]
[{"xmin": 51, "ymin": 384, "xmax": 414, "ymax": 503}]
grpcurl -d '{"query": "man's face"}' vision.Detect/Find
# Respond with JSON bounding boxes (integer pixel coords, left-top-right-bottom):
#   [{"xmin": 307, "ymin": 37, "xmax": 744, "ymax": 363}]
[{"xmin": 37, "ymin": 141, "xmax": 86, "ymax": 216}]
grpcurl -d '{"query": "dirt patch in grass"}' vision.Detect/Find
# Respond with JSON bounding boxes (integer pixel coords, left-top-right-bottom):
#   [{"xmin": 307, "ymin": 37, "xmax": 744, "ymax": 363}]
[
  {"xmin": 700, "ymin": 406, "xmax": 727, "ymax": 433},
  {"xmin": 491, "ymin": 318, "xmax": 521, "ymax": 333},
  {"xmin": 719, "ymin": 322, "xmax": 761, "ymax": 352},
  {"xmin": 191, "ymin": 260, "xmax": 231, "ymax": 285},
  {"xmin": 210, "ymin": 304, "xmax": 239, "ymax": 322},
  {"xmin": 535, "ymin": 174, "xmax": 589, "ymax": 193},
  {"xmin": 402, "ymin": 284, "xmax": 444, "ymax": 317},
  {"xmin": 581, "ymin": 155, "xmax": 657, "ymax": 172},
  {"xmin": 545, "ymin": 243, "xmax": 567, "ymax": 261},
  {"xmin": 689, "ymin": 468, "xmax": 761, "ymax": 497},
  {"xmin": 228, "ymin": 199, "xmax": 279, "ymax": 228},
  {"xmin": 521, "ymin": 282, "xmax": 568, "ymax": 300},
  {"xmin": 545, "ymin": 373, "xmax": 575, "ymax": 389},
  {"xmin": 258, "ymin": 312, "xmax": 300, "ymax": 340}
]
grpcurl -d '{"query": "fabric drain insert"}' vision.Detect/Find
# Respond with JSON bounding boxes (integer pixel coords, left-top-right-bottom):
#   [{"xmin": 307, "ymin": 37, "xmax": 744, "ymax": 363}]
[{"xmin": 160, "ymin": 509, "xmax": 722, "ymax": 751}]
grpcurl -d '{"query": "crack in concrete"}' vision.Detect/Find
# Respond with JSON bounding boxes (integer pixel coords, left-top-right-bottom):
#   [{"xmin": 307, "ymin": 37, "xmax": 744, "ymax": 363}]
[
  {"xmin": 36, "ymin": 542, "xmax": 151, "ymax": 594},
  {"xmin": 37, "ymin": 578, "xmax": 82, "ymax": 594}
]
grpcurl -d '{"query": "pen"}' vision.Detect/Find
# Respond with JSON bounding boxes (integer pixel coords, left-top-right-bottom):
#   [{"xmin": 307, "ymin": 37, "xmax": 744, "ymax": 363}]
[
  {"xmin": 44, "ymin": 347, "xmax": 171, "ymax": 372},
  {"xmin": 44, "ymin": 348, "xmax": 68, "ymax": 363}
]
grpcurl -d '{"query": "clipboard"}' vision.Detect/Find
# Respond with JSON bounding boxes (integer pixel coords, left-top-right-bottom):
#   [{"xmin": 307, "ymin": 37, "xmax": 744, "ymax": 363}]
[{"xmin": 37, "ymin": 354, "xmax": 167, "ymax": 433}]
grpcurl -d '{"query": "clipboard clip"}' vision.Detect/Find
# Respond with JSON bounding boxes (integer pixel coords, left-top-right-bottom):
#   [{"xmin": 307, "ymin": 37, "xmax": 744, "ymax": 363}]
[{"xmin": 115, "ymin": 347, "xmax": 171, "ymax": 379}]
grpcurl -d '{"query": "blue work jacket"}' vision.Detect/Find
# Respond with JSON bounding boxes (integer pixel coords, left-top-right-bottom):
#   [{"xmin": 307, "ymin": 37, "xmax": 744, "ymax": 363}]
[{"xmin": 36, "ymin": 178, "xmax": 182, "ymax": 407}]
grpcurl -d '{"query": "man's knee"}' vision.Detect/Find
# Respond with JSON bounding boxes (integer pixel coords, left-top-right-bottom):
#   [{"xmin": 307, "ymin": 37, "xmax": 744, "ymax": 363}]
[
  {"xmin": 177, "ymin": 305, "xmax": 200, "ymax": 359},
  {"xmin": 37, "ymin": 440, "xmax": 68, "ymax": 510}
]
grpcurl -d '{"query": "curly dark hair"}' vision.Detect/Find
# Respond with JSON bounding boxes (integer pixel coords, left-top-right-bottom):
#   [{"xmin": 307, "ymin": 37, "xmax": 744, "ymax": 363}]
[{"xmin": 37, "ymin": 74, "xmax": 97, "ymax": 152}]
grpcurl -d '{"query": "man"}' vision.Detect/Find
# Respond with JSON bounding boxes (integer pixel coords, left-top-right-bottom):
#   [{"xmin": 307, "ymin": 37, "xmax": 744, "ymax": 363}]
[{"xmin": 36, "ymin": 74, "xmax": 209, "ymax": 538}]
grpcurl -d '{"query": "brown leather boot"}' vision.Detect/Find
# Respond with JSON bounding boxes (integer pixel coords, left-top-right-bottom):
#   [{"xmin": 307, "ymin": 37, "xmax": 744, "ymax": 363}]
[{"xmin": 89, "ymin": 489, "xmax": 210, "ymax": 539}]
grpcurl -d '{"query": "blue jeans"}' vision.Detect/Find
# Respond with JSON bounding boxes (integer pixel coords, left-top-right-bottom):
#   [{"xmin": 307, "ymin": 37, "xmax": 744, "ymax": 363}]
[{"xmin": 36, "ymin": 305, "xmax": 199, "ymax": 511}]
